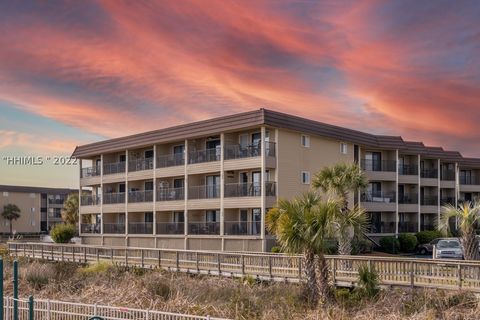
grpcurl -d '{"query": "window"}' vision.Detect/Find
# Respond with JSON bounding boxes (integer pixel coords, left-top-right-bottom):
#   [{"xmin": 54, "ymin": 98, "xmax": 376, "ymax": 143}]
[
  {"xmin": 340, "ymin": 142, "xmax": 348, "ymax": 154},
  {"xmin": 301, "ymin": 171, "xmax": 311, "ymax": 184},
  {"xmin": 301, "ymin": 135, "xmax": 310, "ymax": 148},
  {"xmin": 31, "ymin": 220, "xmax": 36, "ymax": 226},
  {"xmin": 2, "ymin": 192, "xmax": 8, "ymax": 197},
  {"xmin": 31, "ymin": 207, "xmax": 35, "ymax": 212}
]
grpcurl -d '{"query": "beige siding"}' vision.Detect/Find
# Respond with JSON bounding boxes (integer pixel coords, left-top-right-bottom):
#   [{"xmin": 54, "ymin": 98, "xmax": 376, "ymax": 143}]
[{"xmin": 0, "ymin": 192, "xmax": 41, "ymax": 233}]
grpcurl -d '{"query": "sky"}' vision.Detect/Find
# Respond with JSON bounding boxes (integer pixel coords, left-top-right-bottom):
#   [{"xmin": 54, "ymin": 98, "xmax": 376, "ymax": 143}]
[{"xmin": 0, "ymin": 0, "xmax": 479, "ymax": 188}]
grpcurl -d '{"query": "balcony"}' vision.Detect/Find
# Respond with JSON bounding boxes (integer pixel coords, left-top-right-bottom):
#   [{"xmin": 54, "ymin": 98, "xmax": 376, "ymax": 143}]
[
  {"xmin": 188, "ymin": 148, "xmax": 220, "ymax": 164},
  {"xmin": 156, "ymin": 153, "xmax": 184, "ymax": 168},
  {"xmin": 421, "ymin": 169, "xmax": 438, "ymax": 179},
  {"xmin": 80, "ymin": 195, "xmax": 100, "ymax": 206},
  {"xmin": 460, "ymin": 176, "xmax": 480, "ymax": 185},
  {"xmin": 188, "ymin": 185, "xmax": 220, "ymax": 200},
  {"xmin": 188, "ymin": 222, "xmax": 220, "ymax": 235},
  {"xmin": 224, "ymin": 182, "xmax": 276, "ymax": 198},
  {"xmin": 128, "ymin": 190, "xmax": 153, "ymax": 203},
  {"xmin": 360, "ymin": 159, "xmax": 396, "ymax": 172},
  {"xmin": 128, "ymin": 222, "xmax": 153, "ymax": 234},
  {"xmin": 441, "ymin": 170, "xmax": 456, "ymax": 181},
  {"xmin": 81, "ymin": 165, "xmax": 101, "ymax": 178},
  {"xmin": 368, "ymin": 222, "xmax": 396, "ymax": 233},
  {"xmin": 48, "ymin": 197, "xmax": 66, "ymax": 205},
  {"xmin": 103, "ymin": 162, "xmax": 125, "ymax": 175},
  {"xmin": 421, "ymin": 196, "xmax": 438, "ymax": 206},
  {"xmin": 398, "ymin": 222, "xmax": 418, "ymax": 233},
  {"xmin": 398, "ymin": 193, "xmax": 418, "ymax": 204},
  {"xmin": 224, "ymin": 142, "xmax": 276, "ymax": 160},
  {"xmin": 103, "ymin": 223, "xmax": 125, "ymax": 234},
  {"xmin": 440, "ymin": 197, "xmax": 455, "ymax": 206},
  {"xmin": 103, "ymin": 192, "xmax": 125, "ymax": 204},
  {"xmin": 224, "ymin": 221, "xmax": 261, "ymax": 236},
  {"xmin": 128, "ymin": 158, "xmax": 153, "ymax": 172},
  {"xmin": 156, "ymin": 187, "xmax": 184, "ymax": 201},
  {"xmin": 80, "ymin": 223, "xmax": 101, "ymax": 234},
  {"xmin": 420, "ymin": 224, "xmax": 436, "ymax": 231},
  {"xmin": 361, "ymin": 191, "xmax": 396, "ymax": 203},
  {"xmin": 399, "ymin": 164, "xmax": 418, "ymax": 176},
  {"xmin": 156, "ymin": 222, "xmax": 184, "ymax": 235}
]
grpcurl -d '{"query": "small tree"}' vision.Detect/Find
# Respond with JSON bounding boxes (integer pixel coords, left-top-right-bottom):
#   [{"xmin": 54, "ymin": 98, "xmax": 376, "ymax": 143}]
[
  {"xmin": 61, "ymin": 193, "xmax": 79, "ymax": 226},
  {"xmin": 50, "ymin": 223, "xmax": 76, "ymax": 243},
  {"xmin": 1, "ymin": 204, "xmax": 21, "ymax": 236},
  {"xmin": 439, "ymin": 202, "xmax": 480, "ymax": 260}
]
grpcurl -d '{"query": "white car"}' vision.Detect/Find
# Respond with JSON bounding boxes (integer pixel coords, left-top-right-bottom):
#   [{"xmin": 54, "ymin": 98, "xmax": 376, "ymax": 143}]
[{"xmin": 435, "ymin": 239, "xmax": 463, "ymax": 260}]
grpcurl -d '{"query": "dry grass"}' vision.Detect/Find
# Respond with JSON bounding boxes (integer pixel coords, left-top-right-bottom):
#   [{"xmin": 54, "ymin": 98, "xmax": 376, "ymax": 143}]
[{"xmin": 1, "ymin": 258, "xmax": 479, "ymax": 319}]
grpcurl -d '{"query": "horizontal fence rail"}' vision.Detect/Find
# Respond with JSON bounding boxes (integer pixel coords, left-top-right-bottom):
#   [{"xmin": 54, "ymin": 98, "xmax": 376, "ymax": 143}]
[
  {"xmin": 4, "ymin": 297, "xmax": 227, "ymax": 320},
  {"xmin": 8, "ymin": 242, "xmax": 480, "ymax": 293}
]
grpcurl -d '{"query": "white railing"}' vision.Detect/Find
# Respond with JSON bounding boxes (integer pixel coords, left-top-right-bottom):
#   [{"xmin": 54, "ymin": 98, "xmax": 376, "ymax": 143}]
[
  {"xmin": 4, "ymin": 296, "xmax": 228, "ymax": 320},
  {"xmin": 8, "ymin": 242, "xmax": 480, "ymax": 292}
]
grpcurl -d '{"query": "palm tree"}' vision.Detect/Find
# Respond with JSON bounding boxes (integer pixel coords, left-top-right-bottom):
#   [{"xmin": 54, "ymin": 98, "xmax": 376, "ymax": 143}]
[
  {"xmin": 266, "ymin": 192, "xmax": 340, "ymax": 305},
  {"xmin": 1, "ymin": 204, "xmax": 21, "ymax": 236},
  {"xmin": 439, "ymin": 202, "xmax": 480, "ymax": 260},
  {"xmin": 312, "ymin": 163, "xmax": 369, "ymax": 255},
  {"xmin": 61, "ymin": 193, "xmax": 79, "ymax": 226}
]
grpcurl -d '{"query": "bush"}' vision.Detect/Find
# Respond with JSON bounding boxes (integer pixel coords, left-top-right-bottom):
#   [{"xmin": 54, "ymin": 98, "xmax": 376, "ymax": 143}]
[
  {"xmin": 50, "ymin": 223, "xmax": 76, "ymax": 243},
  {"xmin": 270, "ymin": 246, "xmax": 282, "ymax": 253},
  {"xmin": 79, "ymin": 261, "xmax": 112, "ymax": 275},
  {"xmin": 398, "ymin": 234, "xmax": 418, "ymax": 253},
  {"xmin": 415, "ymin": 230, "xmax": 443, "ymax": 244},
  {"xmin": 357, "ymin": 264, "xmax": 379, "ymax": 298},
  {"xmin": 379, "ymin": 236, "xmax": 400, "ymax": 254},
  {"xmin": 22, "ymin": 262, "xmax": 56, "ymax": 289}
]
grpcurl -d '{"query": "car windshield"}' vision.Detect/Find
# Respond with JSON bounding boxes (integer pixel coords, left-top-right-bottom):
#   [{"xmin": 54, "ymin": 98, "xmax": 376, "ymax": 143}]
[{"xmin": 437, "ymin": 240, "xmax": 460, "ymax": 248}]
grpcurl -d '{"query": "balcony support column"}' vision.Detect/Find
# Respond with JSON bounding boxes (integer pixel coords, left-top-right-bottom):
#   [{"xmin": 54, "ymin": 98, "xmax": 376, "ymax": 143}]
[
  {"xmin": 418, "ymin": 154, "xmax": 421, "ymax": 232},
  {"xmin": 125, "ymin": 150, "xmax": 129, "ymax": 241},
  {"xmin": 153, "ymin": 144, "xmax": 157, "ymax": 245},
  {"xmin": 184, "ymin": 139, "xmax": 189, "ymax": 250},
  {"xmin": 100, "ymin": 154, "xmax": 104, "ymax": 239},
  {"xmin": 78, "ymin": 159, "xmax": 83, "ymax": 236},
  {"xmin": 455, "ymin": 162, "xmax": 459, "ymax": 229},
  {"xmin": 437, "ymin": 159, "xmax": 441, "ymax": 231},
  {"xmin": 220, "ymin": 133, "xmax": 225, "ymax": 250},
  {"xmin": 261, "ymin": 126, "xmax": 267, "ymax": 251},
  {"xmin": 395, "ymin": 149, "xmax": 399, "ymax": 236}
]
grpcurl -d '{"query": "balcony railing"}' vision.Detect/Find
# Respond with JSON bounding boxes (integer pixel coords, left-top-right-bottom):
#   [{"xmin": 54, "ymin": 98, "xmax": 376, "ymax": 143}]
[
  {"xmin": 48, "ymin": 198, "xmax": 65, "ymax": 205},
  {"xmin": 103, "ymin": 192, "xmax": 125, "ymax": 204},
  {"xmin": 80, "ymin": 223, "xmax": 100, "ymax": 234},
  {"xmin": 421, "ymin": 169, "xmax": 438, "ymax": 179},
  {"xmin": 224, "ymin": 221, "xmax": 261, "ymax": 235},
  {"xmin": 441, "ymin": 170, "xmax": 456, "ymax": 181},
  {"xmin": 156, "ymin": 153, "xmax": 184, "ymax": 168},
  {"xmin": 420, "ymin": 224, "xmax": 436, "ymax": 231},
  {"xmin": 156, "ymin": 187, "xmax": 184, "ymax": 201},
  {"xmin": 440, "ymin": 197, "xmax": 455, "ymax": 206},
  {"xmin": 398, "ymin": 222, "xmax": 418, "ymax": 233},
  {"xmin": 156, "ymin": 222, "xmax": 184, "ymax": 235},
  {"xmin": 360, "ymin": 159, "xmax": 396, "ymax": 172},
  {"xmin": 224, "ymin": 142, "xmax": 276, "ymax": 160},
  {"xmin": 128, "ymin": 158, "xmax": 153, "ymax": 172},
  {"xmin": 188, "ymin": 185, "xmax": 220, "ymax": 200},
  {"xmin": 81, "ymin": 166, "xmax": 101, "ymax": 178},
  {"xmin": 128, "ymin": 190, "xmax": 153, "ymax": 203},
  {"xmin": 399, "ymin": 164, "xmax": 418, "ymax": 175},
  {"xmin": 103, "ymin": 223, "xmax": 125, "ymax": 234},
  {"xmin": 188, "ymin": 148, "xmax": 220, "ymax": 164},
  {"xmin": 368, "ymin": 220, "xmax": 396, "ymax": 233},
  {"xmin": 460, "ymin": 176, "xmax": 480, "ymax": 185},
  {"xmin": 398, "ymin": 193, "xmax": 419, "ymax": 204},
  {"xmin": 421, "ymin": 196, "xmax": 438, "ymax": 206},
  {"xmin": 188, "ymin": 222, "xmax": 220, "ymax": 235},
  {"xmin": 80, "ymin": 195, "xmax": 100, "ymax": 206},
  {"xmin": 224, "ymin": 183, "xmax": 261, "ymax": 197},
  {"xmin": 361, "ymin": 191, "xmax": 396, "ymax": 203},
  {"xmin": 128, "ymin": 222, "xmax": 153, "ymax": 234},
  {"xmin": 103, "ymin": 162, "xmax": 125, "ymax": 175}
]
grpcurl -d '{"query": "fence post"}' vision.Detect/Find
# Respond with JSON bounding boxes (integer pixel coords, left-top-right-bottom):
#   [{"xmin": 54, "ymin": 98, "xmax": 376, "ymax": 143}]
[
  {"xmin": 332, "ymin": 258, "xmax": 336, "ymax": 286},
  {"xmin": 47, "ymin": 300, "xmax": 51, "ymax": 320},
  {"xmin": 28, "ymin": 296, "xmax": 34, "ymax": 320},
  {"xmin": 141, "ymin": 250, "xmax": 144, "ymax": 268},
  {"xmin": 72, "ymin": 247, "xmax": 76, "ymax": 262},
  {"xmin": 84, "ymin": 247, "xmax": 87, "ymax": 263},
  {"xmin": 32, "ymin": 245, "xmax": 35, "ymax": 259},
  {"xmin": 196, "ymin": 252, "xmax": 200, "ymax": 273},
  {"xmin": 158, "ymin": 250, "xmax": 161, "ymax": 269},
  {"xmin": 94, "ymin": 303, "xmax": 98, "ymax": 316},
  {"xmin": 410, "ymin": 261, "xmax": 414, "ymax": 288},
  {"xmin": 96, "ymin": 249, "xmax": 100, "ymax": 262},
  {"xmin": 298, "ymin": 257, "xmax": 302, "ymax": 280},
  {"xmin": 61, "ymin": 246, "xmax": 64, "ymax": 261},
  {"xmin": 51, "ymin": 246, "xmax": 54, "ymax": 261},
  {"xmin": 268, "ymin": 256, "xmax": 272, "ymax": 279},
  {"xmin": 125, "ymin": 249, "xmax": 128, "ymax": 267},
  {"xmin": 217, "ymin": 253, "xmax": 221, "ymax": 276},
  {"xmin": 176, "ymin": 251, "xmax": 179, "ymax": 271},
  {"xmin": 111, "ymin": 249, "xmax": 114, "ymax": 263},
  {"xmin": 13, "ymin": 260, "xmax": 18, "ymax": 320},
  {"xmin": 41, "ymin": 245, "xmax": 44, "ymax": 260},
  {"xmin": 241, "ymin": 255, "xmax": 245, "ymax": 275},
  {"xmin": 0, "ymin": 258, "xmax": 3, "ymax": 320},
  {"xmin": 458, "ymin": 264, "xmax": 462, "ymax": 289}
]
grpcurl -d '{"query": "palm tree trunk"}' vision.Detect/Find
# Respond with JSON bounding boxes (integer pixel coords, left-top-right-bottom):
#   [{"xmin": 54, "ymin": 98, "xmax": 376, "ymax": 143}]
[
  {"xmin": 316, "ymin": 252, "xmax": 332, "ymax": 306},
  {"xmin": 303, "ymin": 249, "xmax": 318, "ymax": 305},
  {"xmin": 462, "ymin": 233, "xmax": 480, "ymax": 260}
]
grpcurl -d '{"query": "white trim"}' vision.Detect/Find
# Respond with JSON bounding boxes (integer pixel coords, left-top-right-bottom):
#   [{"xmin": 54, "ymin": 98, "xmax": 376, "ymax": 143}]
[
  {"xmin": 300, "ymin": 134, "xmax": 310, "ymax": 148},
  {"xmin": 301, "ymin": 171, "xmax": 311, "ymax": 185}
]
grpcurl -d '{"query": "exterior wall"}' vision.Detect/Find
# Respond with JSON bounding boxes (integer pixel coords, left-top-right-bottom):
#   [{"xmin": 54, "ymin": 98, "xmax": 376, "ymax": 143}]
[{"xmin": 0, "ymin": 191, "xmax": 40, "ymax": 234}]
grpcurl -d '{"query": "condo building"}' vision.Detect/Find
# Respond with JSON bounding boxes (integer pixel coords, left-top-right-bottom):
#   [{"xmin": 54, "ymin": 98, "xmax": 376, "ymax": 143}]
[
  {"xmin": 0, "ymin": 185, "xmax": 76, "ymax": 234},
  {"xmin": 74, "ymin": 109, "xmax": 480, "ymax": 251}
]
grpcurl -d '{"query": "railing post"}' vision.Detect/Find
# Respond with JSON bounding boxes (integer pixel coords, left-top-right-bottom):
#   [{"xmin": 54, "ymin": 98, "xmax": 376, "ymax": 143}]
[
  {"xmin": 96, "ymin": 248, "xmax": 99, "ymax": 262},
  {"xmin": 196, "ymin": 252, "xmax": 200, "ymax": 273},
  {"xmin": 51, "ymin": 246, "xmax": 54, "ymax": 261},
  {"xmin": 111, "ymin": 248, "xmax": 114, "ymax": 263},
  {"xmin": 410, "ymin": 261, "xmax": 414, "ymax": 288},
  {"xmin": 141, "ymin": 250, "xmax": 144, "ymax": 268},
  {"xmin": 458, "ymin": 264, "xmax": 462, "ymax": 289},
  {"xmin": 61, "ymin": 246, "xmax": 64, "ymax": 262},
  {"xmin": 298, "ymin": 257, "xmax": 302, "ymax": 280},
  {"xmin": 32, "ymin": 245, "xmax": 35, "ymax": 259},
  {"xmin": 41, "ymin": 245, "xmax": 44, "ymax": 260},
  {"xmin": 0, "ymin": 258, "xmax": 3, "ymax": 320},
  {"xmin": 72, "ymin": 247, "xmax": 76, "ymax": 262},
  {"xmin": 241, "ymin": 255, "xmax": 245, "ymax": 275},
  {"xmin": 15, "ymin": 243, "xmax": 18, "ymax": 257},
  {"xmin": 332, "ymin": 258, "xmax": 336, "ymax": 286},
  {"xmin": 47, "ymin": 300, "xmax": 51, "ymax": 320},
  {"xmin": 13, "ymin": 260, "xmax": 18, "ymax": 320},
  {"xmin": 217, "ymin": 253, "xmax": 221, "ymax": 276},
  {"xmin": 268, "ymin": 256, "xmax": 272, "ymax": 280},
  {"xmin": 83, "ymin": 247, "xmax": 87, "ymax": 263},
  {"xmin": 176, "ymin": 251, "xmax": 180, "ymax": 271},
  {"xmin": 28, "ymin": 295, "xmax": 34, "ymax": 320},
  {"xmin": 125, "ymin": 249, "xmax": 128, "ymax": 267},
  {"xmin": 158, "ymin": 250, "xmax": 161, "ymax": 269}
]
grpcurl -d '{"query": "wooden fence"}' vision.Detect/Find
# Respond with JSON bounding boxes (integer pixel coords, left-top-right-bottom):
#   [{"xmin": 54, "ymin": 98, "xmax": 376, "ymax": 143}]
[{"xmin": 7, "ymin": 242, "xmax": 480, "ymax": 293}]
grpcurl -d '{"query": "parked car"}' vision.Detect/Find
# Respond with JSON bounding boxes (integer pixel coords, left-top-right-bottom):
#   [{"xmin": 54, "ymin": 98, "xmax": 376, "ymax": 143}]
[
  {"xmin": 417, "ymin": 238, "xmax": 442, "ymax": 255},
  {"xmin": 417, "ymin": 238, "xmax": 463, "ymax": 259}
]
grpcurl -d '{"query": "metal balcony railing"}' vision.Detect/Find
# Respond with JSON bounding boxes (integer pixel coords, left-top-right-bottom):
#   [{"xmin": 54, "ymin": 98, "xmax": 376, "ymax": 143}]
[
  {"xmin": 188, "ymin": 148, "xmax": 220, "ymax": 164},
  {"xmin": 48, "ymin": 197, "xmax": 66, "ymax": 205},
  {"xmin": 80, "ymin": 195, "xmax": 100, "ymax": 206},
  {"xmin": 420, "ymin": 224, "xmax": 436, "ymax": 231},
  {"xmin": 128, "ymin": 222, "xmax": 153, "ymax": 234},
  {"xmin": 441, "ymin": 170, "xmax": 456, "ymax": 181},
  {"xmin": 156, "ymin": 153, "xmax": 184, "ymax": 168},
  {"xmin": 156, "ymin": 187, "xmax": 184, "ymax": 201},
  {"xmin": 440, "ymin": 197, "xmax": 455, "ymax": 206},
  {"xmin": 102, "ymin": 192, "xmax": 125, "ymax": 204},
  {"xmin": 361, "ymin": 191, "xmax": 396, "ymax": 203},
  {"xmin": 421, "ymin": 196, "xmax": 438, "ymax": 206},
  {"xmin": 224, "ymin": 141, "xmax": 276, "ymax": 160},
  {"xmin": 223, "ymin": 181, "xmax": 276, "ymax": 197},
  {"xmin": 103, "ymin": 162, "xmax": 125, "ymax": 175},
  {"xmin": 128, "ymin": 190, "xmax": 154, "ymax": 203},
  {"xmin": 368, "ymin": 222, "xmax": 396, "ymax": 233},
  {"xmin": 128, "ymin": 158, "xmax": 153, "ymax": 172},
  {"xmin": 188, "ymin": 222, "xmax": 220, "ymax": 235},
  {"xmin": 398, "ymin": 164, "xmax": 418, "ymax": 175},
  {"xmin": 421, "ymin": 169, "xmax": 438, "ymax": 179},
  {"xmin": 398, "ymin": 193, "xmax": 419, "ymax": 204},
  {"xmin": 81, "ymin": 165, "xmax": 101, "ymax": 178},
  {"xmin": 80, "ymin": 223, "xmax": 101, "ymax": 234},
  {"xmin": 360, "ymin": 159, "xmax": 396, "ymax": 172},
  {"xmin": 224, "ymin": 221, "xmax": 261, "ymax": 236},
  {"xmin": 398, "ymin": 222, "xmax": 418, "ymax": 233},
  {"xmin": 103, "ymin": 223, "xmax": 125, "ymax": 234},
  {"xmin": 188, "ymin": 185, "xmax": 220, "ymax": 200},
  {"xmin": 156, "ymin": 222, "xmax": 184, "ymax": 235},
  {"xmin": 460, "ymin": 176, "xmax": 480, "ymax": 185}
]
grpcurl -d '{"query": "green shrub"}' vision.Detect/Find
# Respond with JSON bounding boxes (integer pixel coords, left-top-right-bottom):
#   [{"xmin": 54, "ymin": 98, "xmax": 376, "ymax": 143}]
[
  {"xmin": 50, "ymin": 223, "xmax": 76, "ymax": 243},
  {"xmin": 379, "ymin": 236, "xmax": 400, "ymax": 254},
  {"xmin": 22, "ymin": 262, "xmax": 56, "ymax": 289},
  {"xmin": 79, "ymin": 261, "xmax": 112, "ymax": 275},
  {"xmin": 357, "ymin": 264, "xmax": 379, "ymax": 298},
  {"xmin": 270, "ymin": 246, "xmax": 282, "ymax": 253},
  {"xmin": 398, "ymin": 234, "xmax": 418, "ymax": 253},
  {"xmin": 415, "ymin": 230, "xmax": 443, "ymax": 244},
  {"xmin": 351, "ymin": 235, "xmax": 373, "ymax": 255}
]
